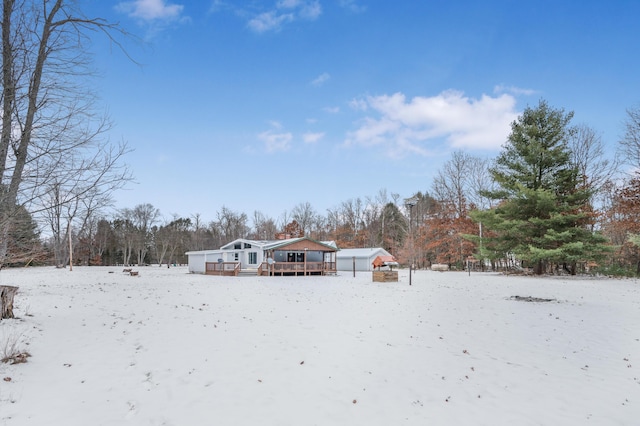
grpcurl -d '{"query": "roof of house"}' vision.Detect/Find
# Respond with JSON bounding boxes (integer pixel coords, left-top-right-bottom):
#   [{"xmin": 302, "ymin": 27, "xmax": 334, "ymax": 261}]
[
  {"xmin": 187, "ymin": 237, "xmax": 338, "ymax": 255},
  {"xmin": 263, "ymin": 237, "xmax": 337, "ymax": 252}
]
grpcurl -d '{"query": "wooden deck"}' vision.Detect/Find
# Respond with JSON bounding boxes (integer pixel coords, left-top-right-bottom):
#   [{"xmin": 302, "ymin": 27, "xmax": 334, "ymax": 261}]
[
  {"xmin": 258, "ymin": 261, "xmax": 336, "ymax": 276},
  {"xmin": 205, "ymin": 261, "xmax": 336, "ymax": 277},
  {"xmin": 205, "ymin": 262, "xmax": 241, "ymax": 276}
]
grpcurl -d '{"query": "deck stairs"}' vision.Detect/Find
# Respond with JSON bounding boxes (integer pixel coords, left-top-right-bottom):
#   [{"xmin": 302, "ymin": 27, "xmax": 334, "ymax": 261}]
[{"xmin": 238, "ymin": 268, "xmax": 259, "ymax": 277}]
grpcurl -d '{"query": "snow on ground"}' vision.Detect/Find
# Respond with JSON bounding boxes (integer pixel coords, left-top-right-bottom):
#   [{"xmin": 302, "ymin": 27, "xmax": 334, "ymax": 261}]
[{"xmin": 0, "ymin": 266, "xmax": 638, "ymax": 425}]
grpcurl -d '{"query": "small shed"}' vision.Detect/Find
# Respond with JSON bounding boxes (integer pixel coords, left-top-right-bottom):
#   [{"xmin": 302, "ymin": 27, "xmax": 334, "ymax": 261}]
[
  {"xmin": 372, "ymin": 255, "xmax": 399, "ymax": 282},
  {"xmin": 372, "ymin": 255, "xmax": 399, "ymax": 270}
]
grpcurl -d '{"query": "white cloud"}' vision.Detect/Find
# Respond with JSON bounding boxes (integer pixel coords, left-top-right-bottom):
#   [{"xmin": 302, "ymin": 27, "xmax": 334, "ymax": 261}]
[
  {"xmin": 268, "ymin": 120, "xmax": 284, "ymax": 130},
  {"xmin": 116, "ymin": 0, "xmax": 184, "ymax": 21},
  {"xmin": 345, "ymin": 90, "xmax": 519, "ymax": 157},
  {"xmin": 494, "ymin": 84, "xmax": 536, "ymax": 96},
  {"xmin": 248, "ymin": 11, "xmax": 294, "ymax": 33},
  {"xmin": 258, "ymin": 130, "xmax": 292, "ymax": 152},
  {"xmin": 247, "ymin": 0, "xmax": 321, "ymax": 33},
  {"xmin": 303, "ymin": 132, "xmax": 325, "ymax": 144},
  {"xmin": 311, "ymin": 72, "xmax": 330, "ymax": 87},
  {"xmin": 277, "ymin": 0, "xmax": 302, "ymax": 8},
  {"xmin": 323, "ymin": 106, "xmax": 340, "ymax": 114},
  {"xmin": 348, "ymin": 98, "xmax": 368, "ymax": 111},
  {"xmin": 338, "ymin": 0, "xmax": 366, "ymax": 13},
  {"xmin": 299, "ymin": 1, "xmax": 322, "ymax": 20}
]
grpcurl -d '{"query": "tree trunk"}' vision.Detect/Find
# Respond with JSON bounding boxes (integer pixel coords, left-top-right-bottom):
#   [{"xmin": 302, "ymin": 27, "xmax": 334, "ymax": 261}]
[
  {"xmin": 1, "ymin": 285, "xmax": 18, "ymax": 319},
  {"xmin": 534, "ymin": 260, "xmax": 544, "ymax": 275}
]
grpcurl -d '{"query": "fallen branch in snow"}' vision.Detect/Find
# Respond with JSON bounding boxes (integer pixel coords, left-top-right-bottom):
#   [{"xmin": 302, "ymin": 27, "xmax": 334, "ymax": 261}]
[{"xmin": 510, "ymin": 295, "xmax": 556, "ymax": 303}]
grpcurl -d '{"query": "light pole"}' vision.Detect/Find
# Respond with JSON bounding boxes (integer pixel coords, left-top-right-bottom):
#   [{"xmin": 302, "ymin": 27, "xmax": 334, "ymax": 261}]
[{"xmin": 405, "ymin": 197, "xmax": 418, "ymax": 284}]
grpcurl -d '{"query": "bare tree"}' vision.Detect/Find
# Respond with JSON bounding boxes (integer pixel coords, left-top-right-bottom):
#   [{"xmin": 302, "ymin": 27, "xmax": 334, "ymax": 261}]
[
  {"xmin": 432, "ymin": 150, "xmax": 496, "ymax": 212},
  {"xmin": 112, "ymin": 215, "xmax": 135, "ymax": 266},
  {"xmin": 278, "ymin": 210, "xmax": 291, "ymax": 234},
  {"xmin": 570, "ymin": 124, "xmax": 620, "ymax": 191},
  {"xmin": 40, "ymin": 162, "xmax": 126, "ymax": 267},
  {"xmin": 340, "ymin": 198, "xmax": 365, "ymax": 245},
  {"xmin": 0, "ymin": 0, "xmax": 131, "ymax": 267},
  {"xmin": 355, "ymin": 190, "xmax": 399, "ymax": 248},
  {"xmin": 466, "ymin": 156, "xmax": 497, "ymax": 210},
  {"xmin": 250, "ymin": 210, "xmax": 278, "ymax": 240},
  {"xmin": 325, "ymin": 206, "xmax": 341, "ymax": 239},
  {"xmin": 206, "ymin": 220, "xmax": 224, "ymax": 249},
  {"xmin": 216, "ymin": 206, "xmax": 248, "ymax": 241},
  {"xmin": 432, "ymin": 150, "xmax": 480, "ymax": 218},
  {"xmin": 152, "ymin": 224, "xmax": 170, "ymax": 266},
  {"xmin": 131, "ymin": 203, "xmax": 160, "ymax": 265},
  {"xmin": 93, "ymin": 219, "xmax": 114, "ymax": 264},
  {"xmin": 76, "ymin": 215, "xmax": 111, "ymax": 265},
  {"xmin": 153, "ymin": 216, "xmax": 191, "ymax": 266},
  {"xmin": 619, "ymin": 106, "xmax": 640, "ymax": 171},
  {"xmin": 310, "ymin": 214, "xmax": 329, "ymax": 241},
  {"xmin": 291, "ymin": 202, "xmax": 317, "ymax": 237},
  {"xmin": 569, "ymin": 124, "xmax": 620, "ymax": 228},
  {"xmin": 190, "ymin": 213, "xmax": 205, "ymax": 250}
]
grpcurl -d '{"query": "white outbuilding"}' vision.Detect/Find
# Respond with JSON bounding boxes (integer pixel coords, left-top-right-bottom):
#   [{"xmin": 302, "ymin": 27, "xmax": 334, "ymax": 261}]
[{"xmin": 336, "ymin": 247, "xmax": 394, "ymax": 272}]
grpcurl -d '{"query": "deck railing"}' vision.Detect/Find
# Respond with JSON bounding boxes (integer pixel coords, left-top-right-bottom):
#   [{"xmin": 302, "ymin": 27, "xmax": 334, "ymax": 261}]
[
  {"xmin": 205, "ymin": 261, "xmax": 240, "ymax": 276},
  {"xmin": 258, "ymin": 261, "xmax": 337, "ymax": 276}
]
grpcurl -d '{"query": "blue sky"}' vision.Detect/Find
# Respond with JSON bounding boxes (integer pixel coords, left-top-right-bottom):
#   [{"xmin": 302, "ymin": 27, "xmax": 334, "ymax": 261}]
[{"xmin": 85, "ymin": 0, "xmax": 640, "ymax": 224}]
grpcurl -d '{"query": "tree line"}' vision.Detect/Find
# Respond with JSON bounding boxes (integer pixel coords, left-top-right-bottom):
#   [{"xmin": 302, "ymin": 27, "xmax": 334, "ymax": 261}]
[{"xmin": 4, "ymin": 100, "xmax": 640, "ymax": 276}]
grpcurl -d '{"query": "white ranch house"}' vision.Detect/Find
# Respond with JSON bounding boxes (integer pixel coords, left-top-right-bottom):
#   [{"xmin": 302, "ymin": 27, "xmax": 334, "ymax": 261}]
[{"xmin": 186, "ymin": 237, "xmax": 338, "ymax": 276}]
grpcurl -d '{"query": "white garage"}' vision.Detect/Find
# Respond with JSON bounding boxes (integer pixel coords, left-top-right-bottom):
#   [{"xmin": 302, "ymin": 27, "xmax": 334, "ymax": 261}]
[{"xmin": 336, "ymin": 248, "xmax": 394, "ymax": 272}]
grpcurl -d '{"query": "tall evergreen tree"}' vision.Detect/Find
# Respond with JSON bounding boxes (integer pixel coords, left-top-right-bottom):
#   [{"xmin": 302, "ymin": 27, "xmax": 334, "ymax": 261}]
[
  {"xmin": 3, "ymin": 203, "xmax": 43, "ymax": 266},
  {"xmin": 470, "ymin": 100, "xmax": 610, "ymax": 275}
]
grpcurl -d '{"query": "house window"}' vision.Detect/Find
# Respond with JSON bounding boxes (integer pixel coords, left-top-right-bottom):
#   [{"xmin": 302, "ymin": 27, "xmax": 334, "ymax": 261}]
[
  {"xmin": 234, "ymin": 243, "xmax": 241, "ymax": 249},
  {"xmin": 244, "ymin": 243, "xmax": 252, "ymax": 249},
  {"xmin": 248, "ymin": 252, "xmax": 257, "ymax": 264},
  {"xmin": 234, "ymin": 253, "xmax": 239, "ymax": 261}
]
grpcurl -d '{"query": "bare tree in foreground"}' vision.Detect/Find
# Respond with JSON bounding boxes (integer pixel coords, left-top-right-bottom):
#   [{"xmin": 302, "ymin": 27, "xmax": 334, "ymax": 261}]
[{"xmin": 0, "ymin": 0, "xmax": 132, "ymax": 268}]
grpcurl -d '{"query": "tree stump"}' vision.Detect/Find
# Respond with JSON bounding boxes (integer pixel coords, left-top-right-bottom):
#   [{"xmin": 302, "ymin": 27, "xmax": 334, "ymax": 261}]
[{"xmin": 1, "ymin": 285, "xmax": 19, "ymax": 319}]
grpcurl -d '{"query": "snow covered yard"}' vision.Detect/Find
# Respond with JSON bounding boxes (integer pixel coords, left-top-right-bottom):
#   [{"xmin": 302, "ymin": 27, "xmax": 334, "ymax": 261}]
[{"xmin": 0, "ymin": 266, "xmax": 638, "ymax": 425}]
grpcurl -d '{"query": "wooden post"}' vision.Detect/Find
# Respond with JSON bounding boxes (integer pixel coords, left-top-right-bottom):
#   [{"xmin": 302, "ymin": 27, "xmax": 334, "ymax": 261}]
[
  {"xmin": 409, "ymin": 264, "xmax": 412, "ymax": 285},
  {"xmin": 68, "ymin": 225, "xmax": 73, "ymax": 271},
  {"xmin": 352, "ymin": 256, "xmax": 356, "ymax": 277},
  {"xmin": 1, "ymin": 285, "xmax": 19, "ymax": 319}
]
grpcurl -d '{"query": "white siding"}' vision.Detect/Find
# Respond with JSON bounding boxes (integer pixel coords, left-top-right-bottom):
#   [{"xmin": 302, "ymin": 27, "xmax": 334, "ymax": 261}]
[
  {"xmin": 336, "ymin": 248, "xmax": 392, "ymax": 271},
  {"xmin": 187, "ymin": 238, "xmax": 336, "ymax": 274},
  {"xmin": 187, "ymin": 253, "xmax": 205, "ymax": 273},
  {"xmin": 336, "ymin": 256, "xmax": 371, "ymax": 271},
  {"xmin": 186, "ymin": 250, "xmax": 225, "ymax": 274}
]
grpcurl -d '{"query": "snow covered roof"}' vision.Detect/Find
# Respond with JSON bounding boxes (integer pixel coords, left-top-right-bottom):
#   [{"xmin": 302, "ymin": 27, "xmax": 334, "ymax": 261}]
[
  {"xmin": 187, "ymin": 238, "xmax": 339, "ymax": 255},
  {"xmin": 263, "ymin": 237, "xmax": 337, "ymax": 251},
  {"xmin": 336, "ymin": 247, "xmax": 391, "ymax": 259},
  {"xmin": 372, "ymin": 255, "xmax": 399, "ymax": 268}
]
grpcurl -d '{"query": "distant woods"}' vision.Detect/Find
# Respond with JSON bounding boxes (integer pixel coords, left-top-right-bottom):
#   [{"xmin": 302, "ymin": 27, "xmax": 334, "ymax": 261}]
[{"xmin": 5, "ymin": 100, "xmax": 640, "ymax": 276}]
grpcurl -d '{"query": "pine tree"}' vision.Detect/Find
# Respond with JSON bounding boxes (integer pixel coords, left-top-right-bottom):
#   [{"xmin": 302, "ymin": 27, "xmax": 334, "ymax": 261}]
[{"xmin": 470, "ymin": 100, "xmax": 611, "ymax": 274}]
